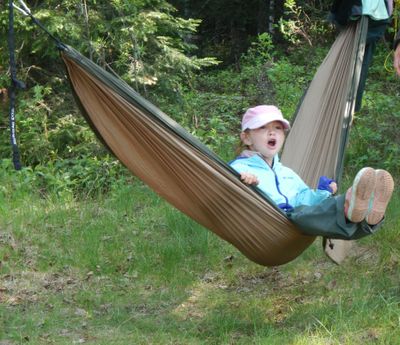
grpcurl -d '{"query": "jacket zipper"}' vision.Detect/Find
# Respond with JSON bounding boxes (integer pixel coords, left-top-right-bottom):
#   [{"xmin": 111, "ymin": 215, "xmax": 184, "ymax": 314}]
[{"xmin": 272, "ymin": 167, "xmax": 292, "ymax": 210}]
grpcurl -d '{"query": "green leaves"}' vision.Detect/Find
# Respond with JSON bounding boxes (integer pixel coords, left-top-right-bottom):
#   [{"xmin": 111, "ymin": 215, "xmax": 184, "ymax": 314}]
[
  {"xmin": 106, "ymin": 7, "xmax": 219, "ymax": 94},
  {"xmin": 0, "ymin": 0, "xmax": 219, "ymax": 171},
  {"xmin": 2, "ymin": 0, "xmax": 218, "ymax": 92}
]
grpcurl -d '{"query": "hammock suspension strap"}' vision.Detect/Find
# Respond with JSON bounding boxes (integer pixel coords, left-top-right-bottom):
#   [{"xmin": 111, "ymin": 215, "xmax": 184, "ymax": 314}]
[
  {"xmin": 8, "ymin": 1, "xmax": 67, "ymax": 170},
  {"xmin": 8, "ymin": 0, "xmax": 23, "ymax": 170},
  {"xmin": 12, "ymin": 0, "xmax": 66, "ymax": 49}
]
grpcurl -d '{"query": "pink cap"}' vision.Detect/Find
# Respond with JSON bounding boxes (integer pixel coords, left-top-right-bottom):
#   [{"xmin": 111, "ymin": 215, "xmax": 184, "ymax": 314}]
[{"xmin": 241, "ymin": 105, "xmax": 290, "ymax": 131}]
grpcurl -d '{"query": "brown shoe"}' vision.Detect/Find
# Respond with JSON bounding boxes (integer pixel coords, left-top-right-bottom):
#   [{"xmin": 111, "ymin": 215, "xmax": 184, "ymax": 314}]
[{"xmin": 365, "ymin": 170, "xmax": 394, "ymax": 225}]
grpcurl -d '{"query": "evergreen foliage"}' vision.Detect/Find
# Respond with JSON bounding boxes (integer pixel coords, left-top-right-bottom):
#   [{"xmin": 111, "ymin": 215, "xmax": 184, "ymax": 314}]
[
  {"xmin": 0, "ymin": 0, "xmax": 218, "ymax": 170},
  {"xmin": 0, "ymin": 1, "xmax": 398, "ymax": 197}
]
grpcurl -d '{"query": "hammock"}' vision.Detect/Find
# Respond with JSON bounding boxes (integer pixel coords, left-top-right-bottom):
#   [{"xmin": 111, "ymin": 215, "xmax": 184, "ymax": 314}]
[
  {"xmin": 8, "ymin": 0, "xmax": 367, "ymax": 265},
  {"xmin": 57, "ymin": 17, "xmax": 367, "ymax": 267},
  {"xmin": 281, "ymin": 17, "xmax": 367, "ymax": 185}
]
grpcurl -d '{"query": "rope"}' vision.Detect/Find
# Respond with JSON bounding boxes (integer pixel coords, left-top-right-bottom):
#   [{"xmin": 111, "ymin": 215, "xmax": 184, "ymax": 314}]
[
  {"xmin": 13, "ymin": 0, "xmax": 66, "ymax": 49},
  {"xmin": 7, "ymin": 0, "xmax": 23, "ymax": 170}
]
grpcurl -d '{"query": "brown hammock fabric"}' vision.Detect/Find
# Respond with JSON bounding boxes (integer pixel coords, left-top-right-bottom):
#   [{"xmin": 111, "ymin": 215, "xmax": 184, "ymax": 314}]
[
  {"xmin": 282, "ymin": 18, "xmax": 367, "ymax": 186},
  {"xmin": 60, "ymin": 18, "xmax": 365, "ymax": 267}
]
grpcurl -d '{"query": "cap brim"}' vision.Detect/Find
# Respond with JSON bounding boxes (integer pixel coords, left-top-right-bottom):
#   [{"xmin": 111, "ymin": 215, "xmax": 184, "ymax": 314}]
[{"xmin": 242, "ymin": 118, "xmax": 290, "ymax": 131}]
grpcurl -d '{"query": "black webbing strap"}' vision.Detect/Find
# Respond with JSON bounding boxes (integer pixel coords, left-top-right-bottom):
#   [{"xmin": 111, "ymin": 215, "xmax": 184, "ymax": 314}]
[
  {"xmin": 8, "ymin": 1, "xmax": 67, "ymax": 170},
  {"xmin": 8, "ymin": 0, "xmax": 23, "ymax": 170},
  {"xmin": 13, "ymin": 0, "xmax": 66, "ymax": 49}
]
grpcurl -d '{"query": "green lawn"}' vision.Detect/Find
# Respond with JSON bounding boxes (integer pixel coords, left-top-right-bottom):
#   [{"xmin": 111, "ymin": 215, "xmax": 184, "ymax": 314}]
[{"xmin": 1, "ymin": 177, "xmax": 399, "ymax": 344}]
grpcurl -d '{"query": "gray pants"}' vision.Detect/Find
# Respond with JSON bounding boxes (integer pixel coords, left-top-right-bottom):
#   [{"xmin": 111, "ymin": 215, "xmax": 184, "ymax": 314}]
[{"xmin": 287, "ymin": 194, "xmax": 382, "ymax": 240}]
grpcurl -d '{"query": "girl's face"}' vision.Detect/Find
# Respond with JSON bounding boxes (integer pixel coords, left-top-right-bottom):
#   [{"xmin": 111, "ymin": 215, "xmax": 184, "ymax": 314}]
[{"xmin": 240, "ymin": 121, "xmax": 285, "ymax": 165}]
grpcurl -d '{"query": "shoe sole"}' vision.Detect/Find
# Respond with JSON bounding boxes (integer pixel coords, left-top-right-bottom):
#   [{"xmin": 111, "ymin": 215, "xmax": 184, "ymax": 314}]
[
  {"xmin": 347, "ymin": 167, "xmax": 376, "ymax": 223},
  {"xmin": 366, "ymin": 170, "xmax": 394, "ymax": 225}
]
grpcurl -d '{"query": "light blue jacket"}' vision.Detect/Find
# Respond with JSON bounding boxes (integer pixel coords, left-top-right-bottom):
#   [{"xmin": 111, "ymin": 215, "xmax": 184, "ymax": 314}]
[{"xmin": 230, "ymin": 152, "xmax": 332, "ymax": 210}]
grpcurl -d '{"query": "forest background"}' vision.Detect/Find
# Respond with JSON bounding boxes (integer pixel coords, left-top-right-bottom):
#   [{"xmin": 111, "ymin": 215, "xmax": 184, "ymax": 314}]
[
  {"xmin": 1, "ymin": 0, "xmax": 399, "ymax": 195},
  {"xmin": 1, "ymin": 1, "xmax": 400, "ymax": 344}
]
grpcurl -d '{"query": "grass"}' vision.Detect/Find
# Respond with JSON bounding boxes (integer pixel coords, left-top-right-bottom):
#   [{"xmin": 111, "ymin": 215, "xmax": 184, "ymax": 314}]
[{"xmin": 1, "ymin": 174, "xmax": 400, "ymax": 345}]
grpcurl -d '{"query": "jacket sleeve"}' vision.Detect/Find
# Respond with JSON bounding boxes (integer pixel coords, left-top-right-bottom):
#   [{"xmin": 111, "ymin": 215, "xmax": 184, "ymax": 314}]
[
  {"xmin": 229, "ymin": 159, "xmax": 248, "ymax": 173},
  {"xmin": 290, "ymin": 173, "xmax": 332, "ymax": 208},
  {"xmin": 295, "ymin": 187, "xmax": 332, "ymax": 207}
]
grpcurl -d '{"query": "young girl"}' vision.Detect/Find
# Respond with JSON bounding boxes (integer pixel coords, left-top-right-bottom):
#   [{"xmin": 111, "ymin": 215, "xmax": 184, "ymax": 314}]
[{"xmin": 230, "ymin": 105, "xmax": 394, "ymax": 239}]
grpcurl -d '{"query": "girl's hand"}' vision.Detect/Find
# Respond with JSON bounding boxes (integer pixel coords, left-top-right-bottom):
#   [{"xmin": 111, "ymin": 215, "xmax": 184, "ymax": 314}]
[
  {"xmin": 240, "ymin": 172, "xmax": 259, "ymax": 186},
  {"xmin": 329, "ymin": 181, "xmax": 338, "ymax": 194},
  {"xmin": 318, "ymin": 176, "xmax": 337, "ymax": 194}
]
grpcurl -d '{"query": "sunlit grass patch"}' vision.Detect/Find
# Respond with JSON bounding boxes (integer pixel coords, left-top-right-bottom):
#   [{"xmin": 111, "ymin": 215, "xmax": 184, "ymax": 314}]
[{"xmin": 1, "ymin": 176, "xmax": 399, "ymax": 344}]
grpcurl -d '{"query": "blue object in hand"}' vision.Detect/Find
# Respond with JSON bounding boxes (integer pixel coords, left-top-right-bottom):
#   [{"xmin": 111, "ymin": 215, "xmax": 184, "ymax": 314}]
[{"xmin": 318, "ymin": 176, "xmax": 335, "ymax": 193}]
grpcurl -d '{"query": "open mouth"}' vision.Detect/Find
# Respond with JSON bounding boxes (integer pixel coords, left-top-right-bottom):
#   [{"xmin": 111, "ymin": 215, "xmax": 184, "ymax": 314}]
[{"xmin": 268, "ymin": 139, "xmax": 277, "ymax": 148}]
